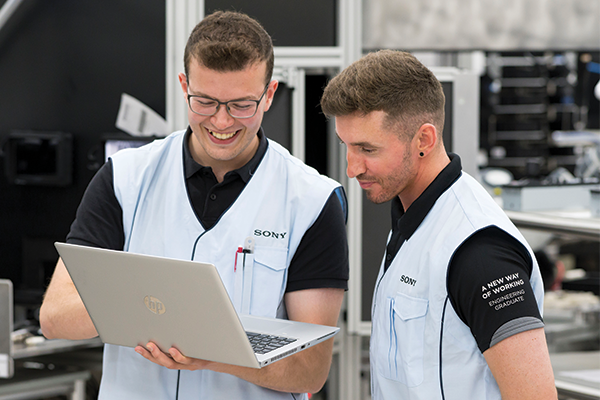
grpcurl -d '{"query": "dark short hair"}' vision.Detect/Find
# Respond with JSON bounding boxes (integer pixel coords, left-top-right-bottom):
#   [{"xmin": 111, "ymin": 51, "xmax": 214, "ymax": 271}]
[
  {"xmin": 321, "ymin": 50, "xmax": 445, "ymax": 139},
  {"xmin": 184, "ymin": 11, "xmax": 274, "ymax": 84}
]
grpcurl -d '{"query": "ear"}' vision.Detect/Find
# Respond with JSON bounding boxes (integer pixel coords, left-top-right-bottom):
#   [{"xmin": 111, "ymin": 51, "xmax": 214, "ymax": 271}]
[
  {"xmin": 263, "ymin": 80, "xmax": 279, "ymax": 112},
  {"xmin": 178, "ymin": 73, "xmax": 188, "ymax": 97},
  {"xmin": 414, "ymin": 123, "xmax": 438, "ymax": 157}
]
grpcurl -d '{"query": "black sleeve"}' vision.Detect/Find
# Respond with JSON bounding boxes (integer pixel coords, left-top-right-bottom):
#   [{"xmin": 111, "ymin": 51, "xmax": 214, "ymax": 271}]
[
  {"xmin": 285, "ymin": 188, "xmax": 349, "ymax": 292},
  {"xmin": 66, "ymin": 160, "xmax": 125, "ymax": 250},
  {"xmin": 447, "ymin": 226, "xmax": 544, "ymax": 353}
]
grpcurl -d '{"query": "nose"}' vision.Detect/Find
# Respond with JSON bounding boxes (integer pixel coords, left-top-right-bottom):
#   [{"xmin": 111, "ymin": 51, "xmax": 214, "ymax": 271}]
[
  {"xmin": 210, "ymin": 105, "xmax": 235, "ymax": 130},
  {"xmin": 346, "ymin": 150, "xmax": 365, "ymax": 179}
]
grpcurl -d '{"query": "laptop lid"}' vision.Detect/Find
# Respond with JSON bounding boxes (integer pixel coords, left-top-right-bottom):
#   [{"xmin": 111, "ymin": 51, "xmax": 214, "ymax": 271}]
[{"xmin": 54, "ymin": 242, "xmax": 339, "ymax": 369}]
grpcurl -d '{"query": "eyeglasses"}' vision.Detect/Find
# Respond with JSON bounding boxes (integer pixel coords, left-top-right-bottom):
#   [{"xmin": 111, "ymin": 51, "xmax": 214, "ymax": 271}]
[{"xmin": 186, "ymin": 83, "xmax": 269, "ymax": 119}]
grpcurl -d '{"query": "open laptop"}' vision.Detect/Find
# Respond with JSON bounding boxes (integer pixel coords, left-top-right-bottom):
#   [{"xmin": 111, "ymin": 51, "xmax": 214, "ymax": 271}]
[{"xmin": 54, "ymin": 242, "xmax": 339, "ymax": 369}]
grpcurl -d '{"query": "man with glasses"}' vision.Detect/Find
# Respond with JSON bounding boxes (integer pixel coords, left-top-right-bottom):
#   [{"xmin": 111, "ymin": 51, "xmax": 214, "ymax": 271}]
[{"xmin": 40, "ymin": 11, "xmax": 348, "ymax": 400}]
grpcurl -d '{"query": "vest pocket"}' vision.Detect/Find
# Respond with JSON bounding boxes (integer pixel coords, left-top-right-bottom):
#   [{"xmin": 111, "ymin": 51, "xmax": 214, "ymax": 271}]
[
  {"xmin": 249, "ymin": 246, "xmax": 288, "ymax": 317},
  {"xmin": 377, "ymin": 293, "xmax": 428, "ymax": 386}
]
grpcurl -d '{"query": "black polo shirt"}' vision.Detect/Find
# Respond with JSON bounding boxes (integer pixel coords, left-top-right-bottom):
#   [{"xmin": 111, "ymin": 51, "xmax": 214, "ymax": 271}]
[
  {"xmin": 384, "ymin": 154, "xmax": 543, "ymax": 353},
  {"xmin": 67, "ymin": 128, "xmax": 349, "ymax": 292}
]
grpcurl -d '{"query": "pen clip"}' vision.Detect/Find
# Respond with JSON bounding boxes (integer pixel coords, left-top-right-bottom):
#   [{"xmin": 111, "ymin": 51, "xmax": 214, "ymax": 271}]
[{"xmin": 243, "ymin": 237, "xmax": 255, "ymax": 253}]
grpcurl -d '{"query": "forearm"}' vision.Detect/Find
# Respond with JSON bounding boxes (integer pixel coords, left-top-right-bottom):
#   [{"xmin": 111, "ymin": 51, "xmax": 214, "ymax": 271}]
[
  {"xmin": 40, "ymin": 289, "xmax": 98, "ymax": 340},
  {"xmin": 209, "ymin": 289, "xmax": 343, "ymax": 393},
  {"xmin": 39, "ymin": 259, "xmax": 98, "ymax": 340},
  {"xmin": 211, "ymin": 338, "xmax": 334, "ymax": 394}
]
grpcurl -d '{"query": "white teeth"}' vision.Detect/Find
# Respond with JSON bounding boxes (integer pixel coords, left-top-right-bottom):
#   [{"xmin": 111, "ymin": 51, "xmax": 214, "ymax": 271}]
[{"xmin": 208, "ymin": 129, "xmax": 236, "ymax": 140}]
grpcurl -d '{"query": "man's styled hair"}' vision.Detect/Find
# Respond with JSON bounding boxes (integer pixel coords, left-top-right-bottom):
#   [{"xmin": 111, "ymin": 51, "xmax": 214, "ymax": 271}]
[
  {"xmin": 184, "ymin": 11, "xmax": 274, "ymax": 84},
  {"xmin": 321, "ymin": 50, "xmax": 445, "ymax": 139}
]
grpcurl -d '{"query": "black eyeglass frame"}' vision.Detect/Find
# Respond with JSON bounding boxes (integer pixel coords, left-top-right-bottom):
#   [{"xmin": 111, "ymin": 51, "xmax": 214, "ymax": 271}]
[{"xmin": 186, "ymin": 82, "xmax": 270, "ymax": 119}]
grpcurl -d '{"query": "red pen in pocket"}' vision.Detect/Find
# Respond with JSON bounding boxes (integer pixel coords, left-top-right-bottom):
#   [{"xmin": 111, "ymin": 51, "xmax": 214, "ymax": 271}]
[{"xmin": 234, "ymin": 246, "xmax": 243, "ymax": 271}]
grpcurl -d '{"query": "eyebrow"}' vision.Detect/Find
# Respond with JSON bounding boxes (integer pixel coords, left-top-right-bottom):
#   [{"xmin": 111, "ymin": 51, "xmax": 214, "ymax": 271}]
[
  {"xmin": 336, "ymin": 133, "xmax": 377, "ymax": 148},
  {"xmin": 187, "ymin": 84, "xmax": 264, "ymax": 102},
  {"xmin": 187, "ymin": 87, "xmax": 210, "ymax": 97},
  {"xmin": 188, "ymin": 91, "xmax": 255, "ymax": 102}
]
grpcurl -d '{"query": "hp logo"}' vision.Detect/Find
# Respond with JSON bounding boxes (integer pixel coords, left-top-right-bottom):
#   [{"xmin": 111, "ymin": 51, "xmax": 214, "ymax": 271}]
[{"xmin": 144, "ymin": 296, "xmax": 166, "ymax": 315}]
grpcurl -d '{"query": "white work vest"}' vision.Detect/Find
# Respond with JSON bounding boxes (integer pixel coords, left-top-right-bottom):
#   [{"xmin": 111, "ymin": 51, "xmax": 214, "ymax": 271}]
[
  {"xmin": 370, "ymin": 172, "xmax": 544, "ymax": 400},
  {"xmin": 98, "ymin": 129, "xmax": 341, "ymax": 400}
]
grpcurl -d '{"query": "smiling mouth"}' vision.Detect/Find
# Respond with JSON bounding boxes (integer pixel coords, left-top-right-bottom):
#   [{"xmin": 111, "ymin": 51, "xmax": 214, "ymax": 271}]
[{"xmin": 207, "ymin": 128, "xmax": 238, "ymax": 140}]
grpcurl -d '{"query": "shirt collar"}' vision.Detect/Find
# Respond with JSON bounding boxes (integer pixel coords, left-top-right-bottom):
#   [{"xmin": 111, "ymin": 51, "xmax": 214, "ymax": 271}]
[
  {"xmin": 183, "ymin": 126, "xmax": 268, "ymax": 182},
  {"xmin": 392, "ymin": 153, "xmax": 462, "ymax": 240}
]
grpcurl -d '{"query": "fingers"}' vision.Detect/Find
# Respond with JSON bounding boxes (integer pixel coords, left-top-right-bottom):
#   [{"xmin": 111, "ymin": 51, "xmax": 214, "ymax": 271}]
[
  {"xmin": 135, "ymin": 342, "xmax": 198, "ymax": 370},
  {"xmin": 135, "ymin": 343, "xmax": 179, "ymax": 369},
  {"xmin": 168, "ymin": 347, "xmax": 187, "ymax": 363}
]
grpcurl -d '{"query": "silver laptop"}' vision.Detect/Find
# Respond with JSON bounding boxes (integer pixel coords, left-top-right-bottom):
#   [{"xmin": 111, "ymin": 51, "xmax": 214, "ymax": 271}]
[{"xmin": 54, "ymin": 242, "xmax": 339, "ymax": 369}]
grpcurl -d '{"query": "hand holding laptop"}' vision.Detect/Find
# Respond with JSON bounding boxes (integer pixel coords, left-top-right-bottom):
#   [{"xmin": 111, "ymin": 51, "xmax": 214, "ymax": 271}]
[{"xmin": 55, "ymin": 243, "xmax": 339, "ymax": 369}]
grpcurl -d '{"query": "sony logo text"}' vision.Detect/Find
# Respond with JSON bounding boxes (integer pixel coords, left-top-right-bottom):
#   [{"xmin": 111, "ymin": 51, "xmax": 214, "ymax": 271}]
[
  {"xmin": 400, "ymin": 275, "xmax": 417, "ymax": 286},
  {"xmin": 254, "ymin": 229, "xmax": 287, "ymax": 239}
]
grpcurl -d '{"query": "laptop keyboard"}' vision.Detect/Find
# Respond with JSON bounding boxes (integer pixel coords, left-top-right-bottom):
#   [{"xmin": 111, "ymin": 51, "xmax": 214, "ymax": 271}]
[{"xmin": 246, "ymin": 331, "xmax": 297, "ymax": 355}]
